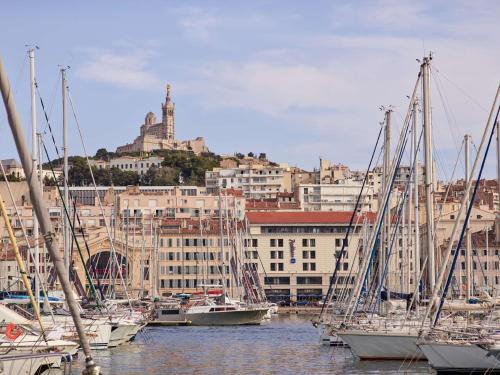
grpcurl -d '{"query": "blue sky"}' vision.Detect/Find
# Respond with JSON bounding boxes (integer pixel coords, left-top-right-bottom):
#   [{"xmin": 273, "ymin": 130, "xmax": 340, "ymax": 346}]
[{"xmin": 0, "ymin": 1, "xmax": 499, "ymax": 177}]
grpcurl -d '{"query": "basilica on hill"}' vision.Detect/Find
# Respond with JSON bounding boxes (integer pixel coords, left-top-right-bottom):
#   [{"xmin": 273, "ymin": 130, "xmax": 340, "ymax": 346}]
[{"xmin": 116, "ymin": 84, "xmax": 207, "ymax": 155}]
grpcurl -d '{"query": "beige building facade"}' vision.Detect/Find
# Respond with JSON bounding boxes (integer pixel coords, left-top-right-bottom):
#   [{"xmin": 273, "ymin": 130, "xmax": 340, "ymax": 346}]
[
  {"xmin": 206, "ymin": 164, "xmax": 292, "ymax": 199},
  {"xmin": 246, "ymin": 211, "xmax": 375, "ymax": 301}
]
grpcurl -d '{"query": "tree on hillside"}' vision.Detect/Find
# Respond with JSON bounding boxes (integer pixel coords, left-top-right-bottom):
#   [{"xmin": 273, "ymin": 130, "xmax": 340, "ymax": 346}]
[
  {"xmin": 141, "ymin": 166, "xmax": 178, "ymax": 186},
  {"xmin": 159, "ymin": 149, "xmax": 219, "ymax": 186},
  {"xmin": 94, "ymin": 167, "xmax": 139, "ymax": 186},
  {"xmin": 94, "ymin": 148, "xmax": 109, "ymax": 160}
]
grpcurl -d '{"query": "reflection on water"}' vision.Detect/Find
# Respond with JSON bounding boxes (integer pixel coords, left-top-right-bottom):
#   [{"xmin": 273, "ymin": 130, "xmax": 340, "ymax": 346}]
[{"xmin": 72, "ymin": 315, "xmax": 431, "ymax": 374}]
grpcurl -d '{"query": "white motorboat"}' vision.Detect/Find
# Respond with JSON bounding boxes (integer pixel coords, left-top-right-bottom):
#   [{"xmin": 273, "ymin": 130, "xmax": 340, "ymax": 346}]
[
  {"xmin": 153, "ymin": 298, "xmax": 269, "ymax": 326},
  {"xmin": 184, "ymin": 300, "xmax": 269, "ymax": 326}
]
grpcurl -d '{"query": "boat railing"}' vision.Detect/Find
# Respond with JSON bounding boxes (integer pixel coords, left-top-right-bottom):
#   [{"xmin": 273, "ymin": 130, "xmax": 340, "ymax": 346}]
[{"xmin": 6, "ymin": 303, "xmax": 34, "ymax": 320}]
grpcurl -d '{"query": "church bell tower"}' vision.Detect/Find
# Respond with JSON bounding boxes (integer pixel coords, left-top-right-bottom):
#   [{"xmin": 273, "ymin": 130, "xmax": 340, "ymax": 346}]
[{"xmin": 161, "ymin": 83, "xmax": 175, "ymax": 142}]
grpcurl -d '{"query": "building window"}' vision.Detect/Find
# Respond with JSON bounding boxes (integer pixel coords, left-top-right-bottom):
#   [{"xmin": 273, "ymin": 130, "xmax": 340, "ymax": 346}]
[
  {"xmin": 270, "ymin": 239, "xmax": 276, "ymax": 247},
  {"xmin": 278, "ymin": 251, "xmax": 284, "ymax": 259},
  {"xmin": 310, "ymin": 239, "xmax": 316, "ymax": 247},
  {"xmin": 278, "ymin": 263, "xmax": 284, "ymax": 271},
  {"xmin": 302, "ymin": 239, "xmax": 308, "ymax": 247},
  {"xmin": 302, "ymin": 250, "xmax": 309, "ymax": 259},
  {"xmin": 335, "ymin": 238, "xmax": 341, "ymax": 247},
  {"xmin": 303, "ymin": 263, "xmax": 309, "ymax": 271},
  {"xmin": 278, "ymin": 239, "xmax": 284, "ymax": 247},
  {"xmin": 343, "ymin": 262, "xmax": 349, "ymax": 271},
  {"xmin": 310, "ymin": 263, "xmax": 316, "ymax": 271},
  {"xmin": 252, "ymin": 239, "xmax": 258, "ymax": 247},
  {"xmin": 270, "ymin": 263, "xmax": 276, "ymax": 271},
  {"xmin": 270, "ymin": 251, "xmax": 276, "ymax": 259},
  {"xmin": 310, "ymin": 251, "xmax": 316, "ymax": 259},
  {"xmin": 297, "ymin": 276, "xmax": 322, "ymax": 285}
]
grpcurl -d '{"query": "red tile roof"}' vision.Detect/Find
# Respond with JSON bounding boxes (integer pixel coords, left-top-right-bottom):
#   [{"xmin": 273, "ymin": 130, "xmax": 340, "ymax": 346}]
[{"xmin": 246, "ymin": 211, "xmax": 376, "ymax": 224}]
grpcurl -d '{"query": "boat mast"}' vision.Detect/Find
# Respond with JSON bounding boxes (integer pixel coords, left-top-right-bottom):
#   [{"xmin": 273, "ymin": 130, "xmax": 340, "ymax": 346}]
[
  {"xmin": 61, "ymin": 67, "xmax": 71, "ymax": 284},
  {"xmin": 464, "ymin": 134, "xmax": 472, "ymax": 300},
  {"xmin": 412, "ymin": 99, "xmax": 420, "ymax": 306},
  {"xmin": 218, "ymin": 186, "xmax": 227, "ymax": 302},
  {"xmin": 224, "ymin": 192, "xmax": 233, "ymax": 298},
  {"xmin": 485, "ymin": 225, "xmax": 489, "ymax": 292},
  {"xmin": 125, "ymin": 208, "xmax": 129, "ymax": 287},
  {"xmin": 382, "ymin": 109, "xmax": 391, "ymax": 303},
  {"xmin": 140, "ymin": 216, "xmax": 145, "ymax": 298},
  {"xmin": 406, "ymin": 134, "xmax": 412, "ymax": 294},
  {"xmin": 422, "ymin": 56, "xmax": 435, "ymax": 294},
  {"xmin": 0, "ymin": 54, "xmax": 99, "ymax": 375},
  {"xmin": 28, "ymin": 47, "xmax": 41, "ymax": 309},
  {"xmin": 152, "ymin": 219, "xmax": 157, "ymax": 298}
]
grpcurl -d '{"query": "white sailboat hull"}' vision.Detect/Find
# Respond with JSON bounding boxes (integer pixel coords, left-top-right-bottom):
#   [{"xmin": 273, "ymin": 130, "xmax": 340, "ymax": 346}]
[
  {"xmin": 338, "ymin": 330, "xmax": 426, "ymax": 360},
  {"xmin": 419, "ymin": 342, "xmax": 500, "ymax": 373},
  {"xmin": 0, "ymin": 352, "xmax": 62, "ymax": 375}
]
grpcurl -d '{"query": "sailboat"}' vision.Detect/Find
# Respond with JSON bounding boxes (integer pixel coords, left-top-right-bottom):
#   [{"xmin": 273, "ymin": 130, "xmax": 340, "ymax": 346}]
[
  {"xmin": 416, "ymin": 85, "xmax": 500, "ymax": 373},
  {"xmin": 153, "ymin": 190, "xmax": 269, "ymax": 325},
  {"xmin": 0, "ymin": 51, "xmax": 101, "ymax": 374},
  {"xmin": 336, "ymin": 58, "xmax": 430, "ymax": 361}
]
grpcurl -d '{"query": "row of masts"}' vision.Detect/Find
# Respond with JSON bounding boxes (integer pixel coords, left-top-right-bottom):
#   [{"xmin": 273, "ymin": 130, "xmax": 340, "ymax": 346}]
[
  {"xmin": 355, "ymin": 55, "xmax": 489, "ymax": 316},
  {"xmin": 1, "ymin": 51, "xmax": 99, "ymax": 373}
]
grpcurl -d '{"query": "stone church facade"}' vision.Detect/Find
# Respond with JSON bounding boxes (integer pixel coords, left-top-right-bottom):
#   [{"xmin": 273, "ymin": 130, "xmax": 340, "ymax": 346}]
[{"xmin": 116, "ymin": 84, "xmax": 207, "ymax": 155}]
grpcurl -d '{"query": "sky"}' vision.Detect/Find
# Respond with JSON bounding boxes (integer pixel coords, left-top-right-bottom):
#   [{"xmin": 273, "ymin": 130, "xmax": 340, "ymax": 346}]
[{"xmin": 0, "ymin": 1, "xmax": 499, "ymax": 179}]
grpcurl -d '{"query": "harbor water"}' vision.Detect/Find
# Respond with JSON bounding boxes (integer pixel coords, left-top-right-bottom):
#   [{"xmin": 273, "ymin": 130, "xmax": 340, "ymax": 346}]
[{"xmin": 71, "ymin": 315, "xmax": 431, "ymax": 374}]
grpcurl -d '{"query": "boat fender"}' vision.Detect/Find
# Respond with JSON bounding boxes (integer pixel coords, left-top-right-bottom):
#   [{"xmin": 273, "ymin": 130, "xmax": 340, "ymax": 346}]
[{"xmin": 5, "ymin": 322, "xmax": 22, "ymax": 340}]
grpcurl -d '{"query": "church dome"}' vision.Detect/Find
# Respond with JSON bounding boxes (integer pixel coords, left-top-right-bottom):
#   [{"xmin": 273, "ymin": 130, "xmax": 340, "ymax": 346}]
[{"xmin": 145, "ymin": 112, "xmax": 156, "ymax": 125}]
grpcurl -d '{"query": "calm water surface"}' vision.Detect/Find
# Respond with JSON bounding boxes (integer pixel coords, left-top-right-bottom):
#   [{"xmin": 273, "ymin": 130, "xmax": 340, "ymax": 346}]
[{"xmin": 72, "ymin": 315, "xmax": 432, "ymax": 374}]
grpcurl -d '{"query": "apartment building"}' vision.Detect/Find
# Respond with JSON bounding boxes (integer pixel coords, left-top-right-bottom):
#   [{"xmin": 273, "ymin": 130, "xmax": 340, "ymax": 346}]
[
  {"xmin": 205, "ymin": 164, "xmax": 292, "ymax": 199},
  {"xmin": 89, "ymin": 155, "xmax": 164, "ymax": 176},
  {"xmin": 449, "ymin": 227, "xmax": 500, "ymax": 297},
  {"xmin": 298, "ymin": 181, "xmax": 377, "ymax": 212},
  {"xmin": 246, "ymin": 211, "xmax": 375, "ymax": 302},
  {"xmin": 118, "ymin": 186, "xmax": 246, "ymax": 220},
  {"xmin": 156, "ymin": 218, "xmax": 232, "ymax": 294}
]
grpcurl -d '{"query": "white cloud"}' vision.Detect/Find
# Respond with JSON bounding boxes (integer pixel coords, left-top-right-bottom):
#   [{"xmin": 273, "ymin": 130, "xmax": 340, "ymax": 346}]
[
  {"xmin": 175, "ymin": 6, "xmax": 219, "ymax": 42},
  {"xmin": 77, "ymin": 48, "xmax": 160, "ymax": 90},
  {"xmin": 187, "ymin": 22, "xmax": 499, "ymax": 172}
]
